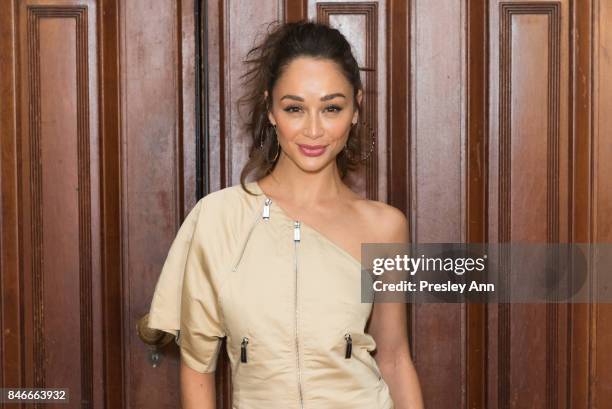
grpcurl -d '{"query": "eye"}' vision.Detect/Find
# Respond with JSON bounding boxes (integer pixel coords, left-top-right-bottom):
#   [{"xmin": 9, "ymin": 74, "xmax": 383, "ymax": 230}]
[
  {"xmin": 324, "ymin": 105, "xmax": 343, "ymax": 113},
  {"xmin": 283, "ymin": 105, "xmax": 303, "ymax": 113}
]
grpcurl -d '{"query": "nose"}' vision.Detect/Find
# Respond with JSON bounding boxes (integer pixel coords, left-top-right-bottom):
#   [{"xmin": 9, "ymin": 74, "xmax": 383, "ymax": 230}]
[{"xmin": 304, "ymin": 114, "xmax": 324, "ymax": 140}]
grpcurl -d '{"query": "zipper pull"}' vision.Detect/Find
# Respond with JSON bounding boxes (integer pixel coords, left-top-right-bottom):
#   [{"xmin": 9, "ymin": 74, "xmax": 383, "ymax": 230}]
[
  {"xmin": 345, "ymin": 333, "xmax": 352, "ymax": 359},
  {"xmin": 262, "ymin": 198, "xmax": 272, "ymax": 220},
  {"xmin": 240, "ymin": 336, "xmax": 249, "ymax": 363},
  {"xmin": 294, "ymin": 221, "xmax": 301, "ymax": 242}
]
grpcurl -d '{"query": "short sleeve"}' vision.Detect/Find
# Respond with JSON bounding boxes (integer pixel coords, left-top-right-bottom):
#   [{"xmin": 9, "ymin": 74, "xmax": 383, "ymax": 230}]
[{"xmin": 147, "ymin": 198, "xmax": 225, "ymax": 373}]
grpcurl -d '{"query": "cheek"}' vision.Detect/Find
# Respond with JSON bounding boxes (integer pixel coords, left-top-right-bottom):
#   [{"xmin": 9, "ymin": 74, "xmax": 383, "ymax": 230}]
[
  {"xmin": 326, "ymin": 120, "xmax": 350, "ymax": 138},
  {"xmin": 323, "ymin": 116, "xmax": 353, "ymax": 142},
  {"xmin": 277, "ymin": 120, "xmax": 302, "ymax": 135},
  {"xmin": 274, "ymin": 116, "xmax": 302, "ymax": 138}
]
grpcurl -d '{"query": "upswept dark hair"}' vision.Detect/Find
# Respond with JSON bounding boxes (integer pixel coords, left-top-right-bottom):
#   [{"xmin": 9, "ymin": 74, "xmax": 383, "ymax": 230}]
[{"xmin": 238, "ymin": 20, "xmax": 368, "ymax": 194}]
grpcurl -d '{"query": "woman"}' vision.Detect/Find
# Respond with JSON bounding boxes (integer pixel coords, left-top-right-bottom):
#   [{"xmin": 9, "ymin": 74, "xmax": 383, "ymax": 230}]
[{"xmin": 148, "ymin": 20, "xmax": 423, "ymax": 409}]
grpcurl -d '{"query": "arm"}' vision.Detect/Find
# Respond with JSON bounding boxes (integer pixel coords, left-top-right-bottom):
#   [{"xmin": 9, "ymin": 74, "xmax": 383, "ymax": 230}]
[
  {"xmin": 368, "ymin": 207, "xmax": 424, "ymax": 409},
  {"xmin": 177, "ymin": 197, "xmax": 225, "ymax": 408},
  {"xmin": 180, "ymin": 359, "xmax": 216, "ymax": 409},
  {"xmin": 369, "ymin": 302, "xmax": 423, "ymax": 409}
]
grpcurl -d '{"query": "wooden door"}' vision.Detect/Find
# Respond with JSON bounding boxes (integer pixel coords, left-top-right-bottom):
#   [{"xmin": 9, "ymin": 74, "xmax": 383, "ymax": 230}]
[{"xmin": 1, "ymin": 0, "xmax": 611, "ymax": 408}]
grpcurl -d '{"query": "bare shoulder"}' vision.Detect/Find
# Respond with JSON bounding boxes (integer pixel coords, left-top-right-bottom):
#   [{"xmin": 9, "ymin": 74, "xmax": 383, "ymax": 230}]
[{"xmin": 350, "ymin": 198, "xmax": 408, "ymax": 243}]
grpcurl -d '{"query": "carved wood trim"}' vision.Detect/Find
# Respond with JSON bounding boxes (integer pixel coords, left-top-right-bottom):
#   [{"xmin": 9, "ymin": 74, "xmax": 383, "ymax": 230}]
[
  {"xmin": 466, "ymin": 1, "xmax": 489, "ymax": 407},
  {"xmin": 26, "ymin": 5, "xmax": 94, "ymax": 406},
  {"xmin": 98, "ymin": 0, "xmax": 124, "ymax": 405},
  {"xmin": 567, "ymin": 0, "xmax": 595, "ymax": 407},
  {"xmin": 498, "ymin": 3, "xmax": 561, "ymax": 408},
  {"xmin": 285, "ymin": 0, "xmax": 308, "ymax": 22},
  {"xmin": 0, "ymin": 0, "xmax": 20, "ymax": 391},
  {"xmin": 386, "ymin": 0, "xmax": 410, "ymax": 217}
]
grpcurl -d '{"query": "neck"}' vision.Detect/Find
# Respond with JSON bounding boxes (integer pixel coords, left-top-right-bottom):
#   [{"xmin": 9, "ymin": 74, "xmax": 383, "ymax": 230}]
[{"xmin": 260, "ymin": 154, "xmax": 345, "ymax": 207}]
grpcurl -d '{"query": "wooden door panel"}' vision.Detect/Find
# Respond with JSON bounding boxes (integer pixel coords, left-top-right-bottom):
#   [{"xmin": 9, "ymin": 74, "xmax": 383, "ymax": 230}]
[
  {"xmin": 13, "ymin": 0, "xmax": 102, "ymax": 407},
  {"xmin": 121, "ymin": 0, "xmax": 183, "ymax": 405},
  {"xmin": 488, "ymin": 2, "xmax": 569, "ymax": 408},
  {"xmin": 410, "ymin": 0, "xmax": 467, "ymax": 405},
  {"xmin": 120, "ymin": 0, "xmax": 198, "ymax": 407}
]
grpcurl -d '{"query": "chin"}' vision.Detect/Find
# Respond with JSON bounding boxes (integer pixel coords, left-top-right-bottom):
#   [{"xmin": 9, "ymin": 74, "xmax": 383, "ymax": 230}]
[{"xmin": 291, "ymin": 153, "xmax": 337, "ymax": 173}]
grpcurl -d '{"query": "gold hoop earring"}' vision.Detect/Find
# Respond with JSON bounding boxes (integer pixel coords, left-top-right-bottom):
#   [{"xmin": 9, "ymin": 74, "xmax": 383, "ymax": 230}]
[
  {"xmin": 344, "ymin": 121, "xmax": 376, "ymax": 162},
  {"xmin": 272, "ymin": 138, "xmax": 280, "ymax": 162},
  {"xmin": 267, "ymin": 125, "xmax": 280, "ymax": 163},
  {"xmin": 259, "ymin": 124, "xmax": 272, "ymax": 150}
]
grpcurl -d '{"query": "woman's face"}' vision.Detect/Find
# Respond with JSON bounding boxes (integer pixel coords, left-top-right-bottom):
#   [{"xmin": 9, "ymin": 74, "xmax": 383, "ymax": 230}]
[{"xmin": 267, "ymin": 57, "xmax": 362, "ymax": 173}]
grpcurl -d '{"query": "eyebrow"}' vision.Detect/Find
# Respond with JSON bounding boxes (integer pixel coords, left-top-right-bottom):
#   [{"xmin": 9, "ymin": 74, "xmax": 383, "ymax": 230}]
[{"xmin": 280, "ymin": 93, "xmax": 347, "ymax": 102}]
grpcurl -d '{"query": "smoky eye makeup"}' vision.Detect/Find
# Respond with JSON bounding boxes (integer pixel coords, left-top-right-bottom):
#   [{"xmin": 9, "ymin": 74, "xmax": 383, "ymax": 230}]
[
  {"xmin": 283, "ymin": 104, "xmax": 303, "ymax": 113},
  {"xmin": 281, "ymin": 104, "xmax": 345, "ymax": 113},
  {"xmin": 324, "ymin": 104, "xmax": 343, "ymax": 113}
]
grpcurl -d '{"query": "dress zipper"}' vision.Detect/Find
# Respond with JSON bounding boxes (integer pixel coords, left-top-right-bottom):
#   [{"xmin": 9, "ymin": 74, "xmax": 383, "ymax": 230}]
[
  {"xmin": 255, "ymin": 197, "xmax": 305, "ymax": 407},
  {"xmin": 294, "ymin": 220, "xmax": 305, "ymax": 408},
  {"xmin": 262, "ymin": 197, "xmax": 271, "ymax": 219},
  {"xmin": 344, "ymin": 333, "xmax": 353, "ymax": 359},
  {"xmin": 240, "ymin": 336, "xmax": 249, "ymax": 363},
  {"xmin": 231, "ymin": 198, "xmax": 270, "ymax": 272}
]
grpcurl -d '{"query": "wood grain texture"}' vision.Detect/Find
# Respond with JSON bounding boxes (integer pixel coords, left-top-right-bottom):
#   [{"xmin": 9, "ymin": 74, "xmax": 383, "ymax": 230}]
[
  {"xmin": 490, "ymin": 2, "xmax": 570, "ymax": 408},
  {"xmin": 411, "ymin": 0, "xmax": 467, "ymax": 406},
  {"xmin": 0, "ymin": 0, "xmax": 21, "ymax": 395},
  {"xmin": 120, "ymin": 0, "xmax": 187, "ymax": 406},
  {"xmin": 386, "ymin": 0, "xmax": 410, "ymax": 217},
  {"xmin": 285, "ymin": 0, "xmax": 308, "ymax": 21},
  {"xmin": 498, "ymin": 6, "xmax": 561, "ymax": 408},
  {"xmin": 593, "ymin": 0, "xmax": 612, "ymax": 406},
  {"xmin": 385, "ymin": 0, "xmax": 412, "ymax": 380},
  {"xmin": 98, "ymin": 0, "xmax": 125, "ymax": 406},
  {"xmin": 466, "ymin": 1, "xmax": 489, "ymax": 407},
  {"xmin": 566, "ymin": 0, "xmax": 593, "ymax": 405},
  {"xmin": 15, "ymin": 1, "xmax": 100, "ymax": 407}
]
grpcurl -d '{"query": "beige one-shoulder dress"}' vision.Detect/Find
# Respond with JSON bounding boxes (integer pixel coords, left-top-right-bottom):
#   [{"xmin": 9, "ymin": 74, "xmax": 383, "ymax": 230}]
[{"xmin": 147, "ymin": 181, "xmax": 395, "ymax": 409}]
